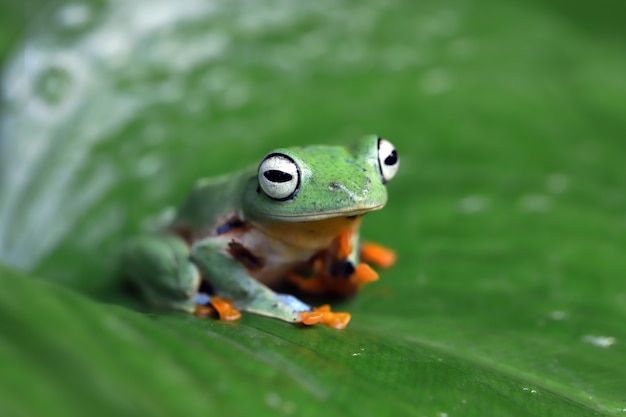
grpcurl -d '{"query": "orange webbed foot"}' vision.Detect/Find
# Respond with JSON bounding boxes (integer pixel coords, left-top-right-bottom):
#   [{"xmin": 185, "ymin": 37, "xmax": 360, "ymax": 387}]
[
  {"xmin": 316, "ymin": 304, "xmax": 351, "ymax": 329},
  {"xmin": 301, "ymin": 305, "xmax": 351, "ymax": 329},
  {"xmin": 360, "ymin": 242, "xmax": 397, "ymax": 268},
  {"xmin": 209, "ymin": 296, "xmax": 242, "ymax": 321},
  {"xmin": 300, "ymin": 309, "xmax": 325, "ymax": 325}
]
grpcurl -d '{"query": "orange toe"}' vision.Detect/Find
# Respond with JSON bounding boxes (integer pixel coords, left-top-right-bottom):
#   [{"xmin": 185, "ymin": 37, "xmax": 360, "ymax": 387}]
[
  {"xmin": 353, "ymin": 263, "xmax": 379, "ymax": 285},
  {"xmin": 337, "ymin": 230, "xmax": 354, "ymax": 259},
  {"xmin": 210, "ymin": 296, "xmax": 242, "ymax": 321},
  {"xmin": 301, "ymin": 305, "xmax": 351, "ymax": 329},
  {"xmin": 360, "ymin": 242, "xmax": 397, "ymax": 268},
  {"xmin": 322, "ymin": 311, "xmax": 351, "ymax": 329},
  {"xmin": 300, "ymin": 310, "xmax": 325, "ymax": 325}
]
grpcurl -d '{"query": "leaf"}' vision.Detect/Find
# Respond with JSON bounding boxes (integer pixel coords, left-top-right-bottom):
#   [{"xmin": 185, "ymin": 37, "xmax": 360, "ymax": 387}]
[
  {"xmin": 0, "ymin": 265, "xmax": 620, "ymax": 417},
  {"xmin": 1, "ymin": 0, "xmax": 625, "ymax": 416}
]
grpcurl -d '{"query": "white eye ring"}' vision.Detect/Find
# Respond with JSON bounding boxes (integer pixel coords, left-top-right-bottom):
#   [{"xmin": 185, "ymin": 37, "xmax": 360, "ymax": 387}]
[
  {"xmin": 258, "ymin": 153, "xmax": 300, "ymax": 200},
  {"xmin": 378, "ymin": 138, "xmax": 399, "ymax": 183}
]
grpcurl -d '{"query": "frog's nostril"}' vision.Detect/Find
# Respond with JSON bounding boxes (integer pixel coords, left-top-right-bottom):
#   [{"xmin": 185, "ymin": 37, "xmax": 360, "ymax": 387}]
[{"xmin": 328, "ymin": 182, "xmax": 340, "ymax": 191}]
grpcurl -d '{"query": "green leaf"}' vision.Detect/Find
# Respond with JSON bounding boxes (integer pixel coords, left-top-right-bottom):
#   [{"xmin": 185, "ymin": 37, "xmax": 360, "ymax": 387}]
[
  {"xmin": 1, "ymin": 0, "xmax": 625, "ymax": 416},
  {"xmin": 1, "ymin": 265, "xmax": 621, "ymax": 417}
]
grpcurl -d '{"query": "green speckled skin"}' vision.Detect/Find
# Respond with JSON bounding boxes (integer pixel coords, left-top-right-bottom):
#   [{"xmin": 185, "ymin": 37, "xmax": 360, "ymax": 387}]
[
  {"xmin": 243, "ymin": 135, "xmax": 387, "ymax": 222},
  {"xmin": 173, "ymin": 134, "xmax": 387, "ymax": 232}
]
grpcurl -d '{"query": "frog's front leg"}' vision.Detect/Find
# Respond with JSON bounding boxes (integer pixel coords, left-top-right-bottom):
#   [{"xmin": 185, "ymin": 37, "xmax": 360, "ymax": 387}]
[
  {"xmin": 121, "ymin": 234, "xmax": 201, "ymax": 312},
  {"xmin": 190, "ymin": 238, "xmax": 304, "ymax": 322},
  {"xmin": 190, "ymin": 238, "xmax": 349, "ymax": 328},
  {"xmin": 289, "ymin": 228, "xmax": 396, "ymax": 296}
]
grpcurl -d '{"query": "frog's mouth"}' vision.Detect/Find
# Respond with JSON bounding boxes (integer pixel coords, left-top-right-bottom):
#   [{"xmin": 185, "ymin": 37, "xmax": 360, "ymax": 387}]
[{"xmin": 257, "ymin": 203, "xmax": 385, "ymax": 222}]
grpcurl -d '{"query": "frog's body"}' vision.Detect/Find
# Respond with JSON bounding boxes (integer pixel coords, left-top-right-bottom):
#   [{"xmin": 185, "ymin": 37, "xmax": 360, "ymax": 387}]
[{"xmin": 122, "ymin": 135, "xmax": 399, "ymax": 329}]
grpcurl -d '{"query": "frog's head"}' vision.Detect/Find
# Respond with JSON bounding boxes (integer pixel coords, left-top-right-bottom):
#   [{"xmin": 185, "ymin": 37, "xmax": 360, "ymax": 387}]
[{"xmin": 243, "ymin": 135, "xmax": 399, "ymax": 222}]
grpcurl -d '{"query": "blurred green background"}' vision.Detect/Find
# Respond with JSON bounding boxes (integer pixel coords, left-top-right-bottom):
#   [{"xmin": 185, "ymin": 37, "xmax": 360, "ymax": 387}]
[{"xmin": 1, "ymin": 0, "xmax": 625, "ymax": 416}]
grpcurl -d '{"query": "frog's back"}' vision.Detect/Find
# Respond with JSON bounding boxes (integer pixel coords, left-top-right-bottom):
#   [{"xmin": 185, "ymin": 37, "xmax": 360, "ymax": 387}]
[{"xmin": 170, "ymin": 168, "xmax": 254, "ymax": 240}]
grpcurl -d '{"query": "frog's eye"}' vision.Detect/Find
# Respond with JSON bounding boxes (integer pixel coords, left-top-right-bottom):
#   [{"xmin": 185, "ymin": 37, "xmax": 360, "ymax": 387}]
[
  {"xmin": 258, "ymin": 153, "xmax": 301, "ymax": 200},
  {"xmin": 377, "ymin": 138, "xmax": 399, "ymax": 183}
]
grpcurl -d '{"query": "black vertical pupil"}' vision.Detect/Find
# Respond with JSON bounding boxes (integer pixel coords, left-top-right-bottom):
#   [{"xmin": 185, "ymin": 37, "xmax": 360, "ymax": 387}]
[
  {"xmin": 264, "ymin": 170, "xmax": 293, "ymax": 183},
  {"xmin": 384, "ymin": 150, "xmax": 398, "ymax": 166}
]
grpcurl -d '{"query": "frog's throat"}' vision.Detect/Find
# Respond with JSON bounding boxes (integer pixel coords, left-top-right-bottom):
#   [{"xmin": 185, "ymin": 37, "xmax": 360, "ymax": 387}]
[
  {"xmin": 249, "ymin": 211, "xmax": 364, "ymax": 254},
  {"xmin": 253, "ymin": 203, "xmax": 385, "ymax": 222}
]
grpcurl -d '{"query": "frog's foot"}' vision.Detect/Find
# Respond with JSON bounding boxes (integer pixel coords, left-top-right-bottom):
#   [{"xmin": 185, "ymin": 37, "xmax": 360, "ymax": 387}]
[
  {"xmin": 360, "ymin": 242, "xmax": 397, "ymax": 268},
  {"xmin": 289, "ymin": 261, "xmax": 379, "ymax": 296},
  {"xmin": 122, "ymin": 234, "xmax": 201, "ymax": 312},
  {"xmin": 352, "ymin": 262, "xmax": 379, "ymax": 286},
  {"xmin": 300, "ymin": 305, "xmax": 351, "ymax": 329},
  {"xmin": 326, "ymin": 262, "xmax": 378, "ymax": 296},
  {"xmin": 193, "ymin": 293, "xmax": 242, "ymax": 321},
  {"xmin": 196, "ymin": 289, "xmax": 350, "ymax": 329},
  {"xmin": 210, "ymin": 296, "xmax": 242, "ymax": 321},
  {"xmin": 250, "ymin": 293, "xmax": 350, "ymax": 329}
]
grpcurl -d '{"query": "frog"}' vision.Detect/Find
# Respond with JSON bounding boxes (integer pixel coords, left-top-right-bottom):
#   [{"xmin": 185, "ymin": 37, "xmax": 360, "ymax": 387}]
[{"xmin": 121, "ymin": 135, "xmax": 399, "ymax": 329}]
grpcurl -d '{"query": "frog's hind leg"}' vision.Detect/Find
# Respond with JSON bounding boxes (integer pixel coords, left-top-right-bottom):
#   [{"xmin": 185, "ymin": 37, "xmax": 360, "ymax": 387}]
[{"xmin": 121, "ymin": 234, "xmax": 201, "ymax": 313}]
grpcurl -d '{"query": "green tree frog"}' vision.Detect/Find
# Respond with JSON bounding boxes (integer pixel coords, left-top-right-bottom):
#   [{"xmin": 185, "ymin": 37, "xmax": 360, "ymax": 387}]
[{"xmin": 122, "ymin": 135, "xmax": 399, "ymax": 329}]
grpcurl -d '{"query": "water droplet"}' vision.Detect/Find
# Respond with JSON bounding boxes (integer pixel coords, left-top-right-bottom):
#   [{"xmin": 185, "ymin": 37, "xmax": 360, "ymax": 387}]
[
  {"xmin": 221, "ymin": 84, "xmax": 250, "ymax": 110},
  {"xmin": 582, "ymin": 335, "xmax": 616, "ymax": 348},
  {"xmin": 57, "ymin": 3, "xmax": 92, "ymax": 28},
  {"xmin": 264, "ymin": 392, "xmax": 296, "ymax": 414},
  {"xmin": 420, "ymin": 69, "xmax": 451, "ymax": 95},
  {"xmin": 28, "ymin": 53, "xmax": 88, "ymax": 122},
  {"xmin": 34, "ymin": 66, "xmax": 73, "ymax": 106},
  {"xmin": 546, "ymin": 173, "xmax": 569, "ymax": 194},
  {"xmin": 428, "ymin": 9, "xmax": 460, "ymax": 37},
  {"xmin": 447, "ymin": 38, "xmax": 474, "ymax": 60},
  {"xmin": 265, "ymin": 392, "xmax": 281, "ymax": 409},
  {"xmin": 549, "ymin": 310, "xmax": 568, "ymax": 320},
  {"xmin": 136, "ymin": 154, "xmax": 163, "ymax": 178},
  {"xmin": 458, "ymin": 195, "xmax": 489, "ymax": 214},
  {"xmin": 335, "ymin": 40, "xmax": 366, "ymax": 64},
  {"xmin": 384, "ymin": 45, "xmax": 418, "ymax": 70},
  {"xmin": 519, "ymin": 194, "xmax": 552, "ymax": 213}
]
